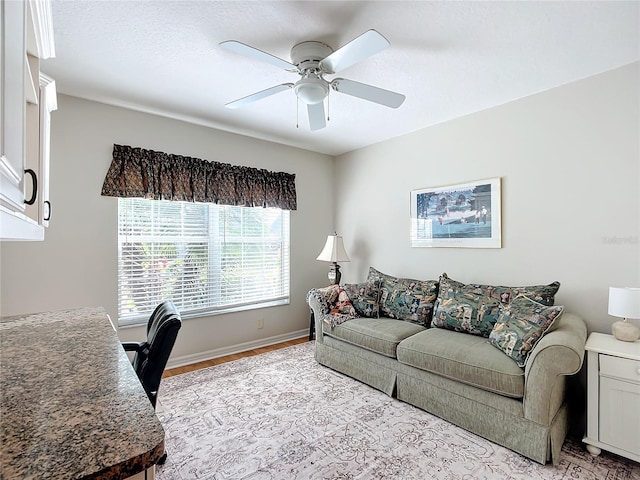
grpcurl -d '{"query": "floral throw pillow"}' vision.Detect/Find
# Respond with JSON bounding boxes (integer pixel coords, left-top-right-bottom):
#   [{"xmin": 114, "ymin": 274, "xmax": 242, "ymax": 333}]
[
  {"xmin": 489, "ymin": 296, "xmax": 564, "ymax": 367},
  {"xmin": 431, "ymin": 273, "xmax": 560, "ymax": 337},
  {"xmin": 367, "ymin": 267, "xmax": 439, "ymax": 327},
  {"xmin": 330, "ymin": 286, "xmax": 357, "ymax": 317},
  {"xmin": 319, "ymin": 285, "xmax": 357, "ymax": 328},
  {"xmin": 315, "ymin": 285, "xmax": 340, "ymax": 308},
  {"xmin": 342, "ymin": 280, "xmax": 380, "ymax": 318}
]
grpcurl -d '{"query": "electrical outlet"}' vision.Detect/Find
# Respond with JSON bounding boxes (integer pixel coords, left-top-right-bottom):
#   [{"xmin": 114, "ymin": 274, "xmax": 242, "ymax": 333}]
[{"xmin": 257, "ymin": 318, "xmax": 264, "ymax": 329}]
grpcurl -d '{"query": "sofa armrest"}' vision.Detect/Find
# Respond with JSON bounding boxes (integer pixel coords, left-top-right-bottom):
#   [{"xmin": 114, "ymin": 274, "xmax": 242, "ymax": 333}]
[
  {"xmin": 306, "ymin": 289, "xmax": 329, "ymax": 343},
  {"xmin": 523, "ymin": 312, "xmax": 587, "ymax": 425}
]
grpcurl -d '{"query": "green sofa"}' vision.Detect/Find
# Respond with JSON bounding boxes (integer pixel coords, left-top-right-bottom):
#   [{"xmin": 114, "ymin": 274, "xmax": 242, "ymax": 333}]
[{"xmin": 307, "ymin": 281, "xmax": 587, "ymax": 465}]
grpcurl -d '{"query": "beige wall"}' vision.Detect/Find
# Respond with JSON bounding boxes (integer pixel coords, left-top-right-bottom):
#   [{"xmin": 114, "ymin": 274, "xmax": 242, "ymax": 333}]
[
  {"xmin": 335, "ymin": 62, "xmax": 640, "ymax": 335},
  {"xmin": 0, "ymin": 95, "xmax": 334, "ymax": 365},
  {"xmin": 2, "ymin": 63, "xmax": 638, "ymax": 367}
]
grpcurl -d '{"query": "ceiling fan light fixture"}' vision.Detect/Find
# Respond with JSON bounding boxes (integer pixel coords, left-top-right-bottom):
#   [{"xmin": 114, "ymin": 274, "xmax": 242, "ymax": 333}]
[
  {"xmin": 294, "ymin": 77, "xmax": 328, "ymax": 105},
  {"xmin": 221, "ymin": 31, "xmax": 404, "ymax": 131}
]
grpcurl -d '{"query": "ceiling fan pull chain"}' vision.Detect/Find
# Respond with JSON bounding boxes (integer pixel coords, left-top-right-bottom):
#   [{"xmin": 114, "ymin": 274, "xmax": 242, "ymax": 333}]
[
  {"xmin": 296, "ymin": 96, "xmax": 299, "ymax": 128},
  {"xmin": 327, "ymin": 93, "xmax": 330, "ymax": 122}
]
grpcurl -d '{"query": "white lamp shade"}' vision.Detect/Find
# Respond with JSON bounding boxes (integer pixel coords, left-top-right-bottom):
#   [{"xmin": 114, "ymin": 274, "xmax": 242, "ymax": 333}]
[
  {"xmin": 608, "ymin": 287, "xmax": 640, "ymax": 319},
  {"xmin": 316, "ymin": 235, "xmax": 351, "ymax": 263}
]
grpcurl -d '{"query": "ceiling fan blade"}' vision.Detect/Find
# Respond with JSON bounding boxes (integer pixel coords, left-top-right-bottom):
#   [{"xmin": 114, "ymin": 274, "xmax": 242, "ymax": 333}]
[
  {"xmin": 220, "ymin": 40, "xmax": 298, "ymax": 72},
  {"xmin": 307, "ymin": 102, "xmax": 326, "ymax": 131},
  {"xmin": 319, "ymin": 30, "xmax": 390, "ymax": 74},
  {"xmin": 331, "ymin": 78, "xmax": 405, "ymax": 108},
  {"xmin": 225, "ymin": 83, "xmax": 294, "ymax": 109}
]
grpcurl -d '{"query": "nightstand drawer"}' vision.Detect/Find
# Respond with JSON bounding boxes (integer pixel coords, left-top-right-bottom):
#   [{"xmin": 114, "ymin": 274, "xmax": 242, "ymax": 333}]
[{"xmin": 601, "ymin": 354, "xmax": 640, "ymax": 384}]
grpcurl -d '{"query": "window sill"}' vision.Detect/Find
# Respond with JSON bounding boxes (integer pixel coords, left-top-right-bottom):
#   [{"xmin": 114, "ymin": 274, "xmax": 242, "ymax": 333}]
[{"xmin": 117, "ymin": 298, "xmax": 290, "ymax": 329}]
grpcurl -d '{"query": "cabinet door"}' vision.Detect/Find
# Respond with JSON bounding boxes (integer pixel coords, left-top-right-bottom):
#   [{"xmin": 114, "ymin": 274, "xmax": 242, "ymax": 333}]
[
  {"xmin": 39, "ymin": 76, "xmax": 56, "ymax": 227},
  {"xmin": 600, "ymin": 376, "xmax": 640, "ymax": 456},
  {"xmin": 0, "ymin": 0, "xmax": 27, "ymax": 212},
  {"xmin": 25, "ymin": 74, "xmax": 56, "ymax": 227}
]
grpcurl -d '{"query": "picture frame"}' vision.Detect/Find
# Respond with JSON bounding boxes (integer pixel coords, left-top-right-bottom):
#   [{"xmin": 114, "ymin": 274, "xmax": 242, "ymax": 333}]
[{"xmin": 410, "ymin": 177, "xmax": 502, "ymax": 248}]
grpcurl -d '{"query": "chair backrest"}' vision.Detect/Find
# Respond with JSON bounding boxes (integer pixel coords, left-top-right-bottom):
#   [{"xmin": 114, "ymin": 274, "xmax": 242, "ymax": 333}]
[{"xmin": 132, "ymin": 300, "xmax": 182, "ymax": 407}]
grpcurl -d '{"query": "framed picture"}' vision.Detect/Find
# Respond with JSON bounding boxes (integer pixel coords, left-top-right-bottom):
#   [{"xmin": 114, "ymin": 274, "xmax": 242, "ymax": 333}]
[{"xmin": 410, "ymin": 177, "xmax": 502, "ymax": 248}]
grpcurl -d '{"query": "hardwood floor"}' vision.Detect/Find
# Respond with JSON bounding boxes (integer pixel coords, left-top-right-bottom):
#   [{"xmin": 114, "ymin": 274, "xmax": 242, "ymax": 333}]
[{"xmin": 162, "ymin": 337, "xmax": 310, "ymax": 378}]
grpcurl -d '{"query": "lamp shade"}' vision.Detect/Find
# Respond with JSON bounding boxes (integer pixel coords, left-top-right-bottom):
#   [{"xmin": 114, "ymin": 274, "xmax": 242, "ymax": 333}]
[
  {"xmin": 608, "ymin": 287, "xmax": 640, "ymax": 319},
  {"xmin": 316, "ymin": 235, "xmax": 350, "ymax": 263}
]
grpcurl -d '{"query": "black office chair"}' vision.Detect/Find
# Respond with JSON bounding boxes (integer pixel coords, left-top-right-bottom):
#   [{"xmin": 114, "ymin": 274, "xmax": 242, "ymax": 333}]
[{"xmin": 122, "ymin": 301, "xmax": 182, "ymax": 409}]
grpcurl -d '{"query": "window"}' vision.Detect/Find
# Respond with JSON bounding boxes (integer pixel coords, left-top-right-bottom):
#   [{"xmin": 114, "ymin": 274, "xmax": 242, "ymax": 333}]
[{"xmin": 117, "ymin": 198, "xmax": 290, "ymax": 326}]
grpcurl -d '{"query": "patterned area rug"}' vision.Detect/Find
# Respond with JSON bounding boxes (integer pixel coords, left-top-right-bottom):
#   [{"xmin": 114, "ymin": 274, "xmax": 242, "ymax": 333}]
[{"xmin": 156, "ymin": 342, "xmax": 639, "ymax": 480}]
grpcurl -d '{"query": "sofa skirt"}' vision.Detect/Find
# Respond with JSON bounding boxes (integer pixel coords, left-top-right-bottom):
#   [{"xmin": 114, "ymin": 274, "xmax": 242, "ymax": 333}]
[
  {"xmin": 396, "ymin": 370, "xmax": 550, "ymax": 464},
  {"xmin": 315, "ymin": 335, "xmax": 569, "ymax": 465},
  {"xmin": 317, "ymin": 336, "xmax": 399, "ymax": 396}
]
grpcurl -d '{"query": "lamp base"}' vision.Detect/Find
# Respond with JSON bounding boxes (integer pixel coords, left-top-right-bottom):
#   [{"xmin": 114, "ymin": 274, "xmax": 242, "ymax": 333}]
[
  {"xmin": 328, "ymin": 263, "xmax": 341, "ymax": 285},
  {"xmin": 612, "ymin": 319, "xmax": 640, "ymax": 342}
]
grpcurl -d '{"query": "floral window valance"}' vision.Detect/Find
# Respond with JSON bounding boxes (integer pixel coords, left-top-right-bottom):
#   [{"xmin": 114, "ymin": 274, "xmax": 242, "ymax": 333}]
[{"xmin": 101, "ymin": 144, "xmax": 297, "ymax": 210}]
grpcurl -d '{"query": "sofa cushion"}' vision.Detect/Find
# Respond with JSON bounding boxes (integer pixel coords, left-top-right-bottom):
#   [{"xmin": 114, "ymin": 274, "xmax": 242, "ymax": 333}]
[
  {"xmin": 489, "ymin": 296, "xmax": 564, "ymax": 367},
  {"xmin": 431, "ymin": 273, "xmax": 561, "ymax": 337},
  {"xmin": 324, "ymin": 317, "xmax": 426, "ymax": 358},
  {"xmin": 343, "ymin": 280, "xmax": 380, "ymax": 318},
  {"xmin": 367, "ymin": 267, "xmax": 439, "ymax": 327},
  {"xmin": 396, "ymin": 328, "xmax": 525, "ymax": 398}
]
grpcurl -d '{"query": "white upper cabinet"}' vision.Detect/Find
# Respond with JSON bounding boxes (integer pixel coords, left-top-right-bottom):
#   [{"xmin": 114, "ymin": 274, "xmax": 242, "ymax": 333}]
[
  {"xmin": 25, "ymin": 74, "xmax": 57, "ymax": 227},
  {"xmin": 0, "ymin": 0, "xmax": 27, "ymax": 217},
  {"xmin": 0, "ymin": 0, "xmax": 56, "ymax": 241}
]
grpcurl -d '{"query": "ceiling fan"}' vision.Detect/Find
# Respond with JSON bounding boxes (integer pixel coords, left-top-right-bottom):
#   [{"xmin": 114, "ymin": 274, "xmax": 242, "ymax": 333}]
[{"xmin": 219, "ymin": 30, "xmax": 406, "ymax": 131}]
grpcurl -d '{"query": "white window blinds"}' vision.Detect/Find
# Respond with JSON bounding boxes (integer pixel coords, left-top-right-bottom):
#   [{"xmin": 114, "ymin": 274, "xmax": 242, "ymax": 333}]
[{"xmin": 117, "ymin": 198, "xmax": 290, "ymax": 326}]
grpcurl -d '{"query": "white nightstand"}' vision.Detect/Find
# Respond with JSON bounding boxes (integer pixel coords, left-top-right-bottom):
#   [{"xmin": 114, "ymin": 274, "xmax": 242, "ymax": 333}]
[{"xmin": 583, "ymin": 332, "xmax": 640, "ymax": 462}]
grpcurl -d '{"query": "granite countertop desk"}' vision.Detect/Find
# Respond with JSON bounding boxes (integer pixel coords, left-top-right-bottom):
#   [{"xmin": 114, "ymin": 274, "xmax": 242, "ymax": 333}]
[{"xmin": 0, "ymin": 307, "xmax": 165, "ymax": 479}]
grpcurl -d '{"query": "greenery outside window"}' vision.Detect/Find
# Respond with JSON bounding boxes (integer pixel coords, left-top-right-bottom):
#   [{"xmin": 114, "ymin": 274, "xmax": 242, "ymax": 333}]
[{"xmin": 117, "ymin": 197, "xmax": 290, "ymax": 326}]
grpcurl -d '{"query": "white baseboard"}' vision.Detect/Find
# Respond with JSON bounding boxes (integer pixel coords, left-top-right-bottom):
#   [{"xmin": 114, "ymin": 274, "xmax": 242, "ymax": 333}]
[{"xmin": 166, "ymin": 329, "xmax": 309, "ymax": 370}]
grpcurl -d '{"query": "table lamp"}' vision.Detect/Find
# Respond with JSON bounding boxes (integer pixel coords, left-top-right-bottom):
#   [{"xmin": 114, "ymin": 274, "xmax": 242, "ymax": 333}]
[
  {"xmin": 316, "ymin": 233, "xmax": 350, "ymax": 284},
  {"xmin": 608, "ymin": 287, "xmax": 640, "ymax": 342}
]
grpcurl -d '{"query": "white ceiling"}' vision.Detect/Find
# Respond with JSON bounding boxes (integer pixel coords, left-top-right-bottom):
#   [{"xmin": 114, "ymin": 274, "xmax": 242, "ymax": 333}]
[{"xmin": 43, "ymin": 1, "xmax": 639, "ymax": 156}]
